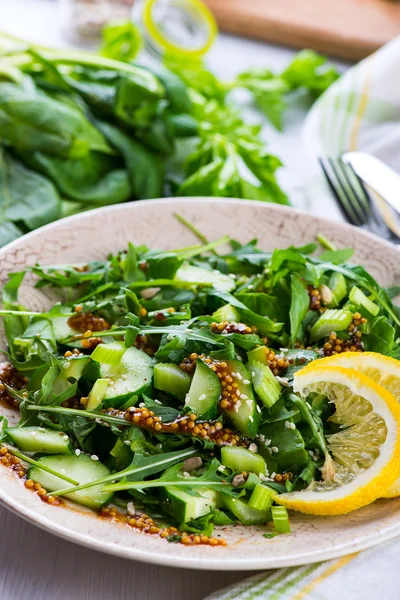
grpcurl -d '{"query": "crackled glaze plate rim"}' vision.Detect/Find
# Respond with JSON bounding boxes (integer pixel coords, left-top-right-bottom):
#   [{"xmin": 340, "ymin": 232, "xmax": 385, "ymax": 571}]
[{"xmin": 0, "ymin": 197, "xmax": 399, "ymax": 571}]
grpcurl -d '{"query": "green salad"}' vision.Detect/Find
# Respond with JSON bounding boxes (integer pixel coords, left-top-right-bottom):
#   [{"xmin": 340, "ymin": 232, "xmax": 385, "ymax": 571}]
[{"xmin": 0, "ymin": 222, "xmax": 399, "ymax": 545}]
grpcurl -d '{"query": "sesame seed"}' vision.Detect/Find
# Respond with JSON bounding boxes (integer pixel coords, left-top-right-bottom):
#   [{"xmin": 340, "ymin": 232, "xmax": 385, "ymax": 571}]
[
  {"xmin": 236, "ymin": 372, "xmax": 243, "ymax": 381},
  {"xmin": 251, "ymin": 372, "xmax": 256, "ymax": 377},
  {"xmin": 265, "ymin": 438, "xmax": 271, "ymax": 446},
  {"xmin": 182, "ymin": 471, "xmax": 190, "ymax": 478},
  {"xmin": 38, "ymin": 427, "xmax": 46, "ymax": 432},
  {"xmin": 249, "ymin": 416, "xmax": 254, "ymax": 423},
  {"xmin": 236, "ymin": 389, "xmax": 241, "ymax": 397},
  {"xmin": 91, "ymin": 454, "xmax": 99, "ymax": 461},
  {"xmin": 124, "ymin": 440, "xmax": 131, "ymax": 446},
  {"xmin": 256, "ymin": 405, "xmax": 261, "ymax": 413},
  {"xmin": 284, "ymin": 421, "xmax": 291, "ymax": 429},
  {"xmin": 95, "ymin": 418, "xmax": 102, "ymax": 424},
  {"xmin": 289, "ymin": 423, "xmax": 296, "ymax": 430},
  {"xmin": 270, "ymin": 472, "xmax": 276, "ymax": 479},
  {"xmin": 248, "ymin": 443, "xmax": 258, "ymax": 453},
  {"xmin": 154, "ymin": 399, "xmax": 162, "ymax": 405},
  {"xmin": 271, "ymin": 446, "xmax": 278, "ymax": 453},
  {"xmin": 231, "ymin": 372, "xmax": 237, "ymax": 378},
  {"xmin": 139, "ymin": 402, "xmax": 145, "ymax": 408},
  {"xmin": 63, "ymin": 362, "xmax": 71, "ymax": 370},
  {"xmin": 127, "ymin": 502, "xmax": 136, "ymax": 516},
  {"xmin": 240, "ymin": 394, "xmax": 249, "ymax": 401},
  {"xmin": 155, "ymin": 443, "xmax": 163, "ymax": 449},
  {"xmin": 75, "ymin": 449, "xmax": 81, "ymax": 456},
  {"xmin": 63, "ymin": 435, "xmax": 69, "ymax": 441},
  {"xmin": 243, "ymin": 379, "xmax": 250, "ymax": 385},
  {"xmin": 246, "ymin": 399, "xmax": 253, "ymax": 407},
  {"xmin": 217, "ymin": 465, "xmax": 226, "ymax": 472},
  {"xmin": 199, "ymin": 394, "xmax": 206, "ymax": 401}
]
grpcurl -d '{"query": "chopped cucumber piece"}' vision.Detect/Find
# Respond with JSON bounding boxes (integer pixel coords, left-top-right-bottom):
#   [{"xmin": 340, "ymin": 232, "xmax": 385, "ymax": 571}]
[
  {"xmin": 212, "ymin": 303, "xmax": 240, "ymax": 323},
  {"xmin": 90, "ymin": 343, "xmax": 153, "ymax": 408},
  {"xmin": 185, "ymin": 359, "xmax": 220, "ymax": 419},
  {"xmin": 49, "ymin": 307, "xmax": 77, "ymax": 341},
  {"xmin": 6, "ymin": 426, "xmax": 72, "ymax": 454},
  {"xmin": 271, "ymin": 506, "xmax": 290, "ymax": 533},
  {"xmin": 221, "ymin": 446, "xmax": 266, "ymax": 475},
  {"xmin": 248, "ymin": 360, "xmax": 281, "ymax": 408},
  {"xmin": 154, "ymin": 363, "xmax": 191, "ymax": 401},
  {"xmin": 91, "ymin": 342, "xmax": 126, "ymax": 365},
  {"xmin": 222, "ymin": 494, "xmax": 270, "ymax": 526},
  {"xmin": 175, "ymin": 263, "xmax": 235, "ymax": 292},
  {"xmin": 309, "ymin": 309, "xmax": 353, "ymax": 342},
  {"xmin": 248, "ymin": 484, "xmax": 275, "ymax": 512},
  {"xmin": 87, "ymin": 378, "xmax": 109, "ymax": 410},
  {"xmin": 54, "ymin": 355, "xmax": 90, "ymax": 395},
  {"xmin": 247, "ymin": 346, "xmax": 269, "ymax": 365},
  {"xmin": 349, "ymin": 286, "xmax": 379, "ymax": 316},
  {"xmin": 160, "ymin": 486, "xmax": 219, "ymax": 523},
  {"xmin": 28, "ymin": 454, "xmax": 113, "ymax": 509},
  {"xmin": 221, "ymin": 360, "xmax": 260, "ymax": 438}
]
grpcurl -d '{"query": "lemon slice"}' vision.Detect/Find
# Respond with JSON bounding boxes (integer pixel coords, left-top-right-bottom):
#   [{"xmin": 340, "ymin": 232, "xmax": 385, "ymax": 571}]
[
  {"xmin": 300, "ymin": 352, "xmax": 400, "ymax": 497},
  {"xmin": 275, "ymin": 365, "xmax": 400, "ymax": 515}
]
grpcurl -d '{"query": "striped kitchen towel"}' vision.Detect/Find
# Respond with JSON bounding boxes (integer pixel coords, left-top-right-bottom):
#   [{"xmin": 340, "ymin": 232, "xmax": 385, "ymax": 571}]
[{"xmin": 205, "ymin": 538, "xmax": 400, "ymax": 599}]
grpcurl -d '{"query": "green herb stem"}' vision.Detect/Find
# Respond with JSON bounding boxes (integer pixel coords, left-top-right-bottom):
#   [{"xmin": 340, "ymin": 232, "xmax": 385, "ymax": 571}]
[
  {"xmin": 6, "ymin": 447, "xmax": 79, "ymax": 485},
  {"xmin": 49, "ymin": 447, "xmax": 198, "ymax": 497}
]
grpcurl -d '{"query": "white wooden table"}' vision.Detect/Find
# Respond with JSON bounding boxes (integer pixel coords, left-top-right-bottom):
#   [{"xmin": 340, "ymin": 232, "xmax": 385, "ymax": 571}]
[{"xmin": 0, "ymin": 2, "xmax": 346, "ymax": 598}]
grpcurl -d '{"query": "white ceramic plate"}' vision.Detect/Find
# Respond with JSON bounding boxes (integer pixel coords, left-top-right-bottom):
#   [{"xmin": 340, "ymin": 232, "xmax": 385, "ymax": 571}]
[{"xmin": 1, "ymin": 198, "xmax": 399, "ymax": 571}]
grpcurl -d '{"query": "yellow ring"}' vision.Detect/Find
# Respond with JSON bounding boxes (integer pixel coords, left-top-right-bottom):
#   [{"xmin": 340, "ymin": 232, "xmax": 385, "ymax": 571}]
[{"xmin": 142, "ymin": 0, "xmax": 217, "ymax": 58}]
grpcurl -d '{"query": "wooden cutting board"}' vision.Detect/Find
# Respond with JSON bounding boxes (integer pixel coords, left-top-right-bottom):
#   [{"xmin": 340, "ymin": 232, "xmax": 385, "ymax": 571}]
[{"xmin": 203, "ymin": 0, "xmax": 400, "ymax": 60}]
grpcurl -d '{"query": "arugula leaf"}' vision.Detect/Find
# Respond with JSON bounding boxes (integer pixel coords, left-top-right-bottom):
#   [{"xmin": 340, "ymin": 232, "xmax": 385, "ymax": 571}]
[{"xmin": 103, "ymin": 458, "xmax": 238, "ymax": 494}]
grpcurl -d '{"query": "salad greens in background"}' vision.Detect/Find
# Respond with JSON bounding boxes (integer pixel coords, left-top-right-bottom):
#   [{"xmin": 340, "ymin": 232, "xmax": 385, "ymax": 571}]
[
  {"xmin": 0, "ymin": 222, "xmax": 398, "ymax": 540},
  {"xmin": 0, "ymin": 23, "xmax": 339, "ymax": 246}
]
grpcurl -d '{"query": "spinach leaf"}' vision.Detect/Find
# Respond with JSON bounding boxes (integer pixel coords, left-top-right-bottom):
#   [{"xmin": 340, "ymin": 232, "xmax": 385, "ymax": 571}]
[
  {"xmin": 0, "ymin": 79, "xmax": 112, "ymax": 158},
  {"xmin": 364, "ymin": 316, "xmax": 395, "ymax": 355},
  {"xmin": 0, "ymin": 149, "xmax": 61, "ymax": 230}
]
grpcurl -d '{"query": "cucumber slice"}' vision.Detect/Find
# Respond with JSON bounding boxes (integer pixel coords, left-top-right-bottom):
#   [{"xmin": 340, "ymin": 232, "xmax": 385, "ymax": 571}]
[
  {"xmin": 248, "ymin": 360, "xmax": 281, "ymax": 408},
  {"xmin": 175, "ymin": 263, "xmax": 235, "ymax": 292},
  {"xmin": 54, "ymin": 355, "xmax": 90, "ymax": 395},
  {"xmin": 6, "ymin": 426, "xmax": 72, "ymax": 454},
  {"xmin": 221, "ymin": 446, "xmax": 266, "ymax": 475},
  {"xmin": 90, "ymin": 343, "xmax": 153, "ymax": 408},
  {"xmin": 349, "ymin": 286, "xmax": 379, "ymax": 316},
  {"xmin": 212, "ymin": 303, "xmax": 240, "ymax": 323},
  {"xmin": 309, "ymin": 309, "xmax": 353, "ymax": 342},
  {"xmin": 184, "ymin": 359, "xmax": 220, "ymax": 419},
  {"xmin": 222, "ymin": 360, "xmax": 260, "ymax": 438},
  {"xmin": 48, "ymin": 306, "xmax": 76, "ymax": 341},
  {"xmin": 28, "ymin": 454, "xmax": 113, "ymax": 509},
  {"xmin": 87, "ymin": 379, "xmax": 109, "ymax": 410},
  {"xmin": 154, "ymin": 363, "xmax": 191, "ymax": 401},
  {"xmin": 161, "ymin": 486, "xmax": 219, "ymax": 523},
  {"xmin": 222, "ymin": 494, "xmax": 270, "ymax": 526}
]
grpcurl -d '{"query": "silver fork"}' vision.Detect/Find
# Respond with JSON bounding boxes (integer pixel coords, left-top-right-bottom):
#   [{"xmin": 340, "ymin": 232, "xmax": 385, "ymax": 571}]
[{"xmin": 319, "ymin": 157, "xmax": 400, "ymax": 244}]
